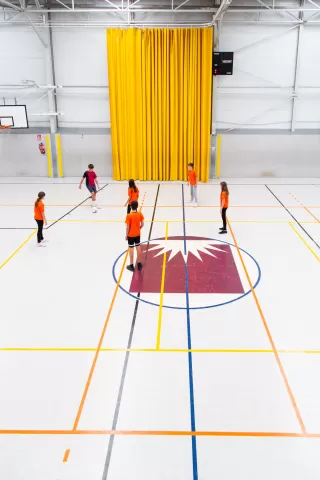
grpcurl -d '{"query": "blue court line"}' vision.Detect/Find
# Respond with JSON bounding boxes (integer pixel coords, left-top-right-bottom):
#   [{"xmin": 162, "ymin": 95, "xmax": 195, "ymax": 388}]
[
  {"xmin": 182, "ymin": 184, "xmax": 198, "ymax": 480},
  {"xmin": 112, "ymin": 241, "xmax": 261, "ymax": 311}
]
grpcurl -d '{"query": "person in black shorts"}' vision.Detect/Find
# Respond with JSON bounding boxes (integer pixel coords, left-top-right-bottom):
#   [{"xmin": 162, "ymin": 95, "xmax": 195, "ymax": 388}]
[
  {"xmin": 125, "ymin": 200, "xmax": 144, "ymax": 272},
  {"xmin": 79, "ymin": 164, "xmax": 100, "ymax": 211}
]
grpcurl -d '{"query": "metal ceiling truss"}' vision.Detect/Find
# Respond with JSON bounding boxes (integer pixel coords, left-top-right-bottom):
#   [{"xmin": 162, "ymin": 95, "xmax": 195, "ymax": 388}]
[{"xmin": 1, "ymin": 0, "xmax": 320, "ymax": 27}]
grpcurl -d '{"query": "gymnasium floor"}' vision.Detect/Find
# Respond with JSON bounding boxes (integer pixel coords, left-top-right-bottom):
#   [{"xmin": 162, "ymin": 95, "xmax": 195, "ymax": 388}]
[{"xmin": 0, "ymin": 177, "xmax": 320, "ymax": 480}]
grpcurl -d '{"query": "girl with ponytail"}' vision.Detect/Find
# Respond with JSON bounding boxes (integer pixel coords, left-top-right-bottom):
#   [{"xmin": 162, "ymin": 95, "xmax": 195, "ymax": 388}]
[
  {"xmin": 125, "ymin": 179, "xmax": 139, "ymax": 214},
  {"xmin": 219, "ymin": 182, "xmax": 229, "ymax": 234},
  {"xmin": 34, "ymin": 191, "xmax": 47, "ymax": 247}
]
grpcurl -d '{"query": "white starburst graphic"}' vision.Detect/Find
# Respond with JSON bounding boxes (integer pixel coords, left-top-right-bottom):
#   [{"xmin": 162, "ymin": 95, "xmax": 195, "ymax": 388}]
[{"xmin": 148, "ymin": 239, "xmax": 226, "ymax": 263}]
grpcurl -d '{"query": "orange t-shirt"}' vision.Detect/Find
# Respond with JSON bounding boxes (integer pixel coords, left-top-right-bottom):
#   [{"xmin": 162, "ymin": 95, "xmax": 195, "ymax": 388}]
[
  {"xmin": 34, "ymin": 200, "xmax": 44, "ymax": 220},
  {"xmin": 188, "ymin": 170, "xmax": 197, "ymax": 186},
  {"xmin": 220, "ymin": 192, "xmax": 229, "ymax": 209},
  {"xmin": 126, "ymin": 211, "xmax": 144, "ymax": 237},
  {"xmin": 128, "ymin": 187, "xmax": 139, "ymax": 204}
]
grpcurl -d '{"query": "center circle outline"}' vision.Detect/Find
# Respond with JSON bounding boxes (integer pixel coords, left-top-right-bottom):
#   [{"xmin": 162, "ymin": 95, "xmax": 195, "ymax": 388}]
[{"xmin": 112, "ymin": 236, "xmax": 261, "ymax": 310}]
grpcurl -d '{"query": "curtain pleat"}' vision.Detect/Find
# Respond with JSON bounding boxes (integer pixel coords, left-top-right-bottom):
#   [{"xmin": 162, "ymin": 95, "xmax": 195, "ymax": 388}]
[{"xmin": 106, "ymin": 27, "xmax": 213, "ymax": 182}]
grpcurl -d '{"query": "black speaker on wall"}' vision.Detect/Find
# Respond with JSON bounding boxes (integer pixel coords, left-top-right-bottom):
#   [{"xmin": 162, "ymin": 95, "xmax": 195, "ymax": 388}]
[{"xmin": 213, "ymin": 52, "xmax": 234, "ymax": 76}]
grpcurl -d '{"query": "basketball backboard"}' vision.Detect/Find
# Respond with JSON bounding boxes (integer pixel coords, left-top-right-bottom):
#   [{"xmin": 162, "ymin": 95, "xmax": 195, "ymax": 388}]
[{"xmin": 0, "ymin": 105, "xmax": 29, "ymax": 129}]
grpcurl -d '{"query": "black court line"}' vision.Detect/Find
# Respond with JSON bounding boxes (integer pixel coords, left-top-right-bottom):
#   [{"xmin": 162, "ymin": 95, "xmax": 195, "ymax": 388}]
[
  {"xmin": 46, "ymin": 184, "xmax": 108, "ymax": 230},
  {"xmin": 101, "ymin": 184, "xmax": 160, "ymax": 480},
  {"xmin": 265, "ymin": 185, "xmax": 320, "ymax": 250}
]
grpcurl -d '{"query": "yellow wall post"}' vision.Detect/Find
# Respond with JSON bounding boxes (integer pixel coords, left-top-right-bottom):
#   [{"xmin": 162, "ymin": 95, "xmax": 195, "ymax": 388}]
[
  {"xmin": 56, "ymin": 134, "xmax": 63, "ymax": 178},
  {"xmin": 215, "ymin": 134, "xmax": 221, "ymax": 179},
  {"xmin": 45, "ymin": 134, "xmax": 53, "ymax": 178}
]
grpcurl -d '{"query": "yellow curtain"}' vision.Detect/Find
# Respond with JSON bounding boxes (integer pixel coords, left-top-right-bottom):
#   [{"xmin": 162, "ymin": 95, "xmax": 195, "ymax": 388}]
[{"xmin": 106, "ymin": 28, "xmax": 213, "ymax": 182}]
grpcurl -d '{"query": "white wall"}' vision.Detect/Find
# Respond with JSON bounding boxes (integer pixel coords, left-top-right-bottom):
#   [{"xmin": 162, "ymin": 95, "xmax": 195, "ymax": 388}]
[
  {"xmin": 52, "ymin": 26, "xmax": 110, "ymax": 128},
  {"xmin": 220, "ymin": 134, "xmax": 320, "ymax": 177},
  {"xmin": 0, "ymin": 24, "xmax": 51, "ymax": 128},
  {"xmin": 2, "ymin": 16, "xmax": 320, "ymax": 132},
  {"xmin": 1, "ymin": 14, "xmax": 320, "ymax": 178},
  {"xmin": 61, "ymin": 134, "xmax": 112, "ymax": 176},
  {"xmin": 0, "ymin": 134, "xmax": 48, "ymax": 176},
  {"xmin": 217, "ymin": 15, "xmax": 320, "ymax": 131}
]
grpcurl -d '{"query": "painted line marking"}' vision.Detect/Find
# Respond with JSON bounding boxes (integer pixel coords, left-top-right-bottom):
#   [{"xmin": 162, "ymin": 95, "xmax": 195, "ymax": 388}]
[
  {"xmin": 266, "ymin": 185, "xmax": 320, "ymax": 251},
  {"xmin": 227, "ymin": 219, "xmax": 307, "ymax": 435},
  {"xmin": 46, "ymin": 184, "xmax": 108, "ymax": 230},
  {"xmin": 0, "ymin": 429, "xmax": 317, "ymax": 438},
  {"xmin": 289, "ymin": 192, "xmax": 320, "ymax": 223},
  {"xmin": 289, "ymin": 223, "xmax": 320, "ymax": 262},
  {"xmin": 0, "ymin": 230, "xmax": 36, "ymax": 270},
  {"xmin": 44, "ymin": 219, "xmax": 318, "ymax": 224},
  {"xmin": 72, "ymin": 193, "xmax": 146, "ymax": 435},
  {"xmin": 72, "ymin": 249, "xmax": 128, "ymax": 431},
  {"xmin": 62, "ymin": 449, "xmax": 70, "ymax": 463},
  {"xmin": 2, "ymin": 347, "xmax": 320, "ymax": 354},
  {"xmin": 2, "ymin": 204, "xmax": 320, "ymax": 208},
  {"xmin": 102, "ymin": 186, "xmax": 159, "ymax": 480},
  {"xmin": 182, "ymin": 184, "xmax": 198, "ymax": 480},
  {"xmin": 156, "ymin": 221, "xmax": 168, "ymax": 350}
]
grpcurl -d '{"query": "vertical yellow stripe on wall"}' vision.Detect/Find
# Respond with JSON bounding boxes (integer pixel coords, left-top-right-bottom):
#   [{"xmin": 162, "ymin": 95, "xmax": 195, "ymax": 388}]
[
  {"xmin": 45, "ymin": 134, "xmax": 53, "ymax": 178},
  {"xmin": 56, "ymin": 134, "xmax": 63, "ymax": 178},
  {"xmin": 216, "ymin": 134, "xmax": 221, "ymax": 179}
]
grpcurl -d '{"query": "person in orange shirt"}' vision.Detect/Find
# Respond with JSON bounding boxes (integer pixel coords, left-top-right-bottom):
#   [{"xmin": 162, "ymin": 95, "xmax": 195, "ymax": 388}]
[
  {"xmin": 219, "ymin": 181, "xmax": 229, "ymax": 234},
  {"xmin": 125, "ymin": 200, "xmax": 144, "ymax": 272},
  {"xmin": 34, "ymin": 191, "xmax": 47, "ymax": 247},
  {"xmin": 187, "ymin": 163, "xmax": 198, "ymax": 206},
  {"xmin": 125, "ymin": 179, "xmax": 139, "ymax": 214}
]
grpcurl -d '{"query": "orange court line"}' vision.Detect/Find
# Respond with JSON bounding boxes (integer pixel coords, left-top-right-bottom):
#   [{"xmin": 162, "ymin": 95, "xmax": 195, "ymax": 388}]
[
  {"xmin": 289, "ymin": 192, "xmax": 320, "ymax": 223},
  {"xmin": 2, "ymin": 203, "xmax": 320, "ymax": 208},
  {"xmin": 303, "ymin": 206, "xmax": 320, "ymax": 223},
  {"xmin": 62, "ymin": 449, "xmax": 70, "ymax": 462},
  {"xmin": 71, "ymin": 250, "xmax": 128, "ymax": 431},
  {"xmin": 227, "ymin": 219, "xmax": 307, "ymax": 435},
  {"xmin": 0, "ymin": 429, "xmax": 317, "ymax": 438},
  {"xmin": 71, "ymin": 193, "xmax": 146, "ymax": 432}
]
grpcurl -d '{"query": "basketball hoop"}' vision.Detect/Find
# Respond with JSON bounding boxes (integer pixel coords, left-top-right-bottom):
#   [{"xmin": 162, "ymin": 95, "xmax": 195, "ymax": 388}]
[{"xmin": 0, "ymin": 125, "xmax": 12, "ymax": 135}]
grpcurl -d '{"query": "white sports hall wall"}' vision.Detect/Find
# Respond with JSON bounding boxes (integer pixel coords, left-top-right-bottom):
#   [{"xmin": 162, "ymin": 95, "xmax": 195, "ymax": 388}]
[{"xmin": 1, "ymin": 14, "xmax": 320, "ymax": 177}]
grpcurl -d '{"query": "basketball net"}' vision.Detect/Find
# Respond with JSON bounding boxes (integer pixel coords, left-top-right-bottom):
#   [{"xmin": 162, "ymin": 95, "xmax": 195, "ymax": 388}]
[{"xmin": 0, "ymin": 126, "xmax": 11, "ymax": 135}]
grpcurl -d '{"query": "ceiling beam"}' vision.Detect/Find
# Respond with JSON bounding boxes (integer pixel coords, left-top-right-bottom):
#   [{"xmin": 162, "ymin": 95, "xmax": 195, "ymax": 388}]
[{"xmin": 0, "ymin": 0, "xmax": 23, "ymax": 12}]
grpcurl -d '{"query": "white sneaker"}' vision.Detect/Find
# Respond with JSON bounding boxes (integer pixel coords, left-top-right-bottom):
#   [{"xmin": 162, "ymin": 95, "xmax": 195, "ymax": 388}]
[
  {"xmin": 37, "ymin": 242, "xmax": 46, "ymax": 247},
  {"xmin": 193, "ymin": 202, "xmax": 198, "ymax": 207},
  {"xmin": 42, "ymin": 239, "xmax": 49, "ymax": 244}
]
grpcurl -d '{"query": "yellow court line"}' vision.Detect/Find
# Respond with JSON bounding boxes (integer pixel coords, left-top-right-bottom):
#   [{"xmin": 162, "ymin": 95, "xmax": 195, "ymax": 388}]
[
  {"xmin": 46, "ymin": 219, "xmax": 318, "ymax": 225},
  {"xmin": 0, "ymin": 230, "xmax": 36, "ymax": 270},
  {"xmin": 156, "ymin": 221, "xmax": 168, "ymax": 350},
  {"xmin": 2, "ymin": 204, "xmax": 320, "ymax": 208},
  {"xmin": 289, "ymin": 223, "xmax": 320, "ymax": 263},
  {"xmin": 2, "ymin": 347, "xmax": 320, "ymax": 354}
]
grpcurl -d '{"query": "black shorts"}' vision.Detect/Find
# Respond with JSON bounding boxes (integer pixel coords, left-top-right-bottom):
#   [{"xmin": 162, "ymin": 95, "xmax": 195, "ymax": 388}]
[
  {"xmin": 128, "ymin": 236, "xmax": 140, "ymax": 247},
  {"xmin": 87, "ymin": 185, "xmax": 97, "ymax": 193}
]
